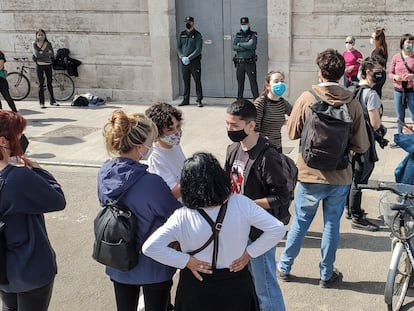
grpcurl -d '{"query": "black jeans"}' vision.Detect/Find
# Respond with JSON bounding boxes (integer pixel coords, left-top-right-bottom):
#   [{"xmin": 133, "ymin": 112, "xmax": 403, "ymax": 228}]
[
  {"xmin": 0, "ymin": 280, "xmax": 54, "ymax": 311},
  {"xmin": 36, "ymin": 64, "xmax": 55, "ymax": 105},
  {"xmin": 236, "ymin": 61, "xmax": 259, "ymax": 100},
  {"xmin": 347, "ymin": 153, "xmax": 375, "ymax": 218},
  {"xmin": 0, "ymin": 78, "xmax": 17, "ymax": 112},
  {"xmin": 112, "ymin": 279, "xmax": 173, "ymax": 311},
  {"xmin": 181, "ymin": 57, "xmax": 203, "ymax": 104}
]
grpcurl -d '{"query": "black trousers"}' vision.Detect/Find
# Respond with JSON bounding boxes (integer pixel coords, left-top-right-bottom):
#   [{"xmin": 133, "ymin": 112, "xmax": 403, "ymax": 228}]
[
  {"xmin": 347, "ymin": 153, "xmax": 375, "ymax": 218},
  {"xmin": 0, "ymin": 78, "xmax": 17, "ymax": 112},
  {"xmin": 182, "ymin": 57, "xmax": 203, "ymax": 104},
  {"xmin": 0, "ymin": 280, "xmax": 54, "ymax": 311},
  {"xmin": 236, "ymin": 61, "xmax": 259, "ymax": 100},
  {"xmin": 112, "ymin": 279, "xmax": 173, "ymax": 311},
  {"xmin": 36, "ymin": 64, "xmax": 55, "ymax": 105}
]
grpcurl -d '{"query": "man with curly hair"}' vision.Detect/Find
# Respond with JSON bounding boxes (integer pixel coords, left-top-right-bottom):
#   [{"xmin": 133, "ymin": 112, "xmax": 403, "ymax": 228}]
[{"xmin": 145, "ymin": 103, "xmax": 186, "ymax": 199}]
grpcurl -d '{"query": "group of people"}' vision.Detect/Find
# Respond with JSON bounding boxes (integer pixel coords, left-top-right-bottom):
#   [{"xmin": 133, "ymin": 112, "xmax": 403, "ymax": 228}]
[
  {"xmin": 177, "ymin": 16, "xmax": 260, "ymax": 107},
  {"xmin": 1, "ymin": 22, "xmax": 414, "ymax": 311}
]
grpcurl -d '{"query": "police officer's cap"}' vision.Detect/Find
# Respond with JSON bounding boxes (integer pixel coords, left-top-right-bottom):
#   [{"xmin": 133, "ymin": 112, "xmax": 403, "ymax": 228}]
[
  {"xmin": 240, "ymin": 17, "xmax": 249, "ymax": 24},
  {"xmin": 184, "ymin": 16, "xmax": 194, "ymax": 22}
]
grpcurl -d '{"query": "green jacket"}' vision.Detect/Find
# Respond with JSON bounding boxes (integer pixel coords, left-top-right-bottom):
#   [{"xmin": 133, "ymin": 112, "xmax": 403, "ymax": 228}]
[
  {"xmin": 233, "ymin": 29, "xmax": 257, "ymax": 59},
  {"xmin": 177, "ymin": 29, "xmax": 203, "ymax": 60}
]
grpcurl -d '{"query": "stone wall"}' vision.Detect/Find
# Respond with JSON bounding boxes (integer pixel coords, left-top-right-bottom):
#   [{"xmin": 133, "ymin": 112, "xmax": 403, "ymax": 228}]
[{"xmin": 1, "ymin": 0, "xmax": 413, "ymax": 102}]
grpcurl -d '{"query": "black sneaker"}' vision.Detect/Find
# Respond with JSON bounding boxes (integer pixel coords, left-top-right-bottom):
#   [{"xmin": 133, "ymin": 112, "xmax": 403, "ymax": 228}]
[
  {"xmin": 351, "ymin": 216, "xmax": 379, "ymax": 232},
  {"xmin": 178, "ymin": 101, "xmax": 189, "ymax": 106},
  {"xmin": 319, "ymin": 268, "xmax": 343, "ymax": 288},
  {"xmin": 277, "ymin": 269, "xmax": 291, "ymax": 282}
]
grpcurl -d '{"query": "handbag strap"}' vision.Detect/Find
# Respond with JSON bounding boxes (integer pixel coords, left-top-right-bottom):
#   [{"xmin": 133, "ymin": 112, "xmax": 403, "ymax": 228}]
[
  {"xmin": 400, "ymin": 52, "xmax": 414, "ymax": 74},
  {"xmin": 188, "ymin": 201, "xmax": 228, "ymax": 269}
]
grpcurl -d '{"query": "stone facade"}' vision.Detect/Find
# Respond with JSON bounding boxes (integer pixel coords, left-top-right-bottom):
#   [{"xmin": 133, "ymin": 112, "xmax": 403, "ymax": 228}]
[{"xmin": 1, "ymin": 0, "xmax": 413, "ymax": 102}]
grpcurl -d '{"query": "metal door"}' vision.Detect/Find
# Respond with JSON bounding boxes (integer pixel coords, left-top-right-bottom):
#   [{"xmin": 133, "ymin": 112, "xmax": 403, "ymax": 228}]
[{"xmin": 175, "ymin": 0, "xmax": 267, "ymax": 98}]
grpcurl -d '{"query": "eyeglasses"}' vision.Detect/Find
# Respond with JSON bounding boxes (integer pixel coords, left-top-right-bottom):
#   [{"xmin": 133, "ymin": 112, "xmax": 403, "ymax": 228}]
[{"xmin": 345, "ymin": 41, "xmax": 353, "ymax": 44}]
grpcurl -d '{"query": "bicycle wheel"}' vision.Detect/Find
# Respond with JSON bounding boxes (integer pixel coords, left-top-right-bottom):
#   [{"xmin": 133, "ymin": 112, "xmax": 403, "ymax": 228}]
[
  {"xmin": 7, "ymin": 72, "xmax": 30, "ymax": 101},
  {"xmin": 52, "ymin": 72, "xmax": 74, "ymax": 101},
  {"xmin": 384, "ymin": 242, "xmax": 412, "ymax": 311}
]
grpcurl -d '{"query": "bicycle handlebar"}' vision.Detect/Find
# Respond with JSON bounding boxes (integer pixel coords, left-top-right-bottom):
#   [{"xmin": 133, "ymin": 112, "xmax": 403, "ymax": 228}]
[
  {"xmin": 13, "ymin": 57, "xmax": 29, "ymax": 62},
  {"xmin": 356, "ymin": 184, "xmax": 414, "ymax": 199}
]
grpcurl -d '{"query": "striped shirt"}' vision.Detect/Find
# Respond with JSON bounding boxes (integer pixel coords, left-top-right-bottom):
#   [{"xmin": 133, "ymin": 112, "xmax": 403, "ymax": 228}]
[{"xmin": 254, "ymin": 96, "xmax": 292, "ymax": 150}]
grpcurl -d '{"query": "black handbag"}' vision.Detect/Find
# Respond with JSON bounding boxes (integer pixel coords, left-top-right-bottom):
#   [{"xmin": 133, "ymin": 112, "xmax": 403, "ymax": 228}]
[
  {"xmin": 92, "ymin": 188, "xmax": 138, "ymax": 271},
  {"xmin": 0, "ymin": 167, "xmax": 14, "ymax": 285}
]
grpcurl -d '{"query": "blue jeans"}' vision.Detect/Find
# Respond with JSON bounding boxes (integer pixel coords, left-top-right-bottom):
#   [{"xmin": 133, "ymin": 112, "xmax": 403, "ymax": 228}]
[
  {"xmin": 278, "ymin": 182, "xmax": 349, "ymax": 281},
  {"xmin": 394, "ymin": 90, "xmax": 414, "ymax": 133},
  {"xmin": 249, "ymin": 245, "xmax": 285, "ymax": 311}
]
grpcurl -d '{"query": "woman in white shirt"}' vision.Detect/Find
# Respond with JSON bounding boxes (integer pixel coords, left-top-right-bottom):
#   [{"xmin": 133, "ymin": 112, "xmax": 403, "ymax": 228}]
[{"xmin": 143, "ymin": 152, "xmax": 285, "ymax": 311}]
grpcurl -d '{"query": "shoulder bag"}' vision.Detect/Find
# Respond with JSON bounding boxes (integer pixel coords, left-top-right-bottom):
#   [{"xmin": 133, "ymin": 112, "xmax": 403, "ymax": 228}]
[{"xmin": 92, "ymin": 187, "xmax": 138, "ymax": 271}]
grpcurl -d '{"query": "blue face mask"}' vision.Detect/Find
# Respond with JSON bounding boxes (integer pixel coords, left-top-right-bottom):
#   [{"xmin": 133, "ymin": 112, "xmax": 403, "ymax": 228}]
[
  {"xmin": 241, "ymin": 25, "xmax": 249, "ymax": 32},
  {"xmin": 271, "ymin": 82, "xmax": 286, "ymax": 97},
  {"xmin": 405, "ymin": 44, "xmax": 413, "ymax": 52}
]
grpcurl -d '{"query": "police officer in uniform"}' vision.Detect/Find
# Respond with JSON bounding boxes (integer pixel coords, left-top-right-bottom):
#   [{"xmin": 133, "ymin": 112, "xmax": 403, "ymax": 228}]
[
  {"xmin": 177, "ymin": 16, "xmax": 203, "ymax": 107},
  {"xmin": 233, "ymin": 17, "xmax": 259, "ymax": 100}
]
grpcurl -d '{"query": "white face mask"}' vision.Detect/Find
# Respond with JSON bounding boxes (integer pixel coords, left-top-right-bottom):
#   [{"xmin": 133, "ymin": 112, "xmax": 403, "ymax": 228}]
[
  {"xmin": 345, "ymin": 43, "xmax": 353, "ymax": 50},
  {"xmin": 370, "ymin": 38, "xmax": 374, "ymax": 45},
  {"xmin": 159, "ymin": 131, "xmax": 182, "ymax": 146}
]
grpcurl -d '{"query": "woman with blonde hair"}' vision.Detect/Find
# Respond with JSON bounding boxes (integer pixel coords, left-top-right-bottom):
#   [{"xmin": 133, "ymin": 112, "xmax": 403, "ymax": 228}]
[{"xmin": 97, "ymin": 109, "xmax": 181, "ymax": 311}]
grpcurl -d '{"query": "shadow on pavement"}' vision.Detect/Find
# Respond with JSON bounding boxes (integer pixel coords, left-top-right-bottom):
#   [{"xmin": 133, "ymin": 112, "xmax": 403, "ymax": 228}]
[
  {"xmin": 26, "ymin": 118, "xmax": 77, "ymax": 127},
  {"xmin": 278, "ymin": 230, "xmax": 391, "ymax": 252},
  {"xmin": 29, "ymin": 136, "xmax": 85, "ymax": 145}
]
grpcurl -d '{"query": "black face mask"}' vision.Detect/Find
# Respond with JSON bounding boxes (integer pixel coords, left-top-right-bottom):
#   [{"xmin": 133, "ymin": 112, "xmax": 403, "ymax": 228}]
[
  {"xmin": 185, "ymin": 23, "xmax": 191, "ymax": 30},
  {"xmin": 227, "ymin": 129, "xmax": 248, "ymax": 142},
  {"xmin": 10, "ymin": 134, "xmax": 29, "ymax": 157},
  {"xmin": 373, "ymin": 70, "xmax": 385, "ymax": 84}
]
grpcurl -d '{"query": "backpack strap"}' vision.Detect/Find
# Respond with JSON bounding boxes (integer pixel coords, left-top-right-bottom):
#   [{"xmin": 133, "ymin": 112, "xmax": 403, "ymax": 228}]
[
  {"xmin": 188, "ymin": 201, "xmax": 228, "ymax": 270},
  {"xmin": 0, "ymin": 166, "xmax": 15, "ymax": 218}
]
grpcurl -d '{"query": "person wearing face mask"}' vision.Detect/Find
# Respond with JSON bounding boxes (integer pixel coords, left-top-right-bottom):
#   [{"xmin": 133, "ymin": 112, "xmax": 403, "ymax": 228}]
[
  {"xmin": 370, "ymin": 27, "xmax": 388, "ymax": 98},
  {"xmin": 389, "ymin": 33, "xmax": 414, "ymax": 134},
  {"xmin": 98, "ymin": 109, "xmax": 181, "ymax": 311},
  {"xmin": 145, "ymin": 103, "xmax": 186, "ymax": 200},
  {"xmin": 346, "ymin": 57, "xmax": 385, "ymax": 231},
  {"xmin": 177, "ymin": 16, "xmax": 203, "ymax": 107},
  {"xmin": 343, "ymin": 36, "xmax": 363, "ymax": 87},
  {"xmin": 33, "ymin": 29, "xmax": 57, "ymax": 109},
  {"xmin": 225, "ymin": 99, "xmax": 289, "ymax": 311},
  {"xmin": 233, "ymin": 17, "xmax": 259, "ymax": 100},
  {"xmin": 254, "ymin": 71, "xmax": 292, "ymax": 153}
]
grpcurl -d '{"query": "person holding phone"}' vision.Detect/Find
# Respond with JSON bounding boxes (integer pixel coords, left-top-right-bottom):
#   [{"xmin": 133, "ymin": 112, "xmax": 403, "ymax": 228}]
[{"xmin": 33, "ymin": 29, "xmax": 57, "ymax": 109}]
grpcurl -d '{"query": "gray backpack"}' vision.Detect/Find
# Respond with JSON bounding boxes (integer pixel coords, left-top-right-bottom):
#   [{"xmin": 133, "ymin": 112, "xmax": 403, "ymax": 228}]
[{"xmin": 300, "ymin": 90, "xmax": 353, "ymax": 171}]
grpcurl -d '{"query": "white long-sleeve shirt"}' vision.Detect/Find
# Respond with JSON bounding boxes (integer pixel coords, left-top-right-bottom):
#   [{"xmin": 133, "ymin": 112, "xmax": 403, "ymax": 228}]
[{"xmin": 142, "ymin": 194, "xmax": 285, "ymax": 269}]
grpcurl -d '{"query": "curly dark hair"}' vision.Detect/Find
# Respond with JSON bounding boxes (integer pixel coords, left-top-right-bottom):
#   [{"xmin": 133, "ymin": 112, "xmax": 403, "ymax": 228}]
[
  {"xmin": 316, "ymin": 49, "xmax": 345, "ymax": 82},
  {"xmin": 145, "ymin": 103, "xmax": 183, "ymax": 137},
  {"xmin": 180, "ymin": 152, "xmax": 231, "ymax": 209}
]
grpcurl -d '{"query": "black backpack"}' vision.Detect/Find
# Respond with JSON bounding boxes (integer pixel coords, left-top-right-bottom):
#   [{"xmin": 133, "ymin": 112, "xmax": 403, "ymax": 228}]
[
  {"xmin": 92, "ymin": 188, "xmax": 138, "ymax": 271},
  {"xmin": 53, "ymin": 48, "xmax": 70, "ymax": 70},
  {"xmin": 256, "ymin": 143, "xmax": 298, "ymax": 225},
  {"xmin": 300, "ymin": 90, "xmax": 353, "ymax": 171},
  {"xmin": 71, "ymin": 95, "xmax": 89, "ymax": 107}
]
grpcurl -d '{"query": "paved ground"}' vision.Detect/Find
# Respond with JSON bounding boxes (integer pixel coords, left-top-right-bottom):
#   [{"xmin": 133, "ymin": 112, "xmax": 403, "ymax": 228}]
[{"xmin": 10, "ymin": 97, "xmax": 414, "ymax": 310}]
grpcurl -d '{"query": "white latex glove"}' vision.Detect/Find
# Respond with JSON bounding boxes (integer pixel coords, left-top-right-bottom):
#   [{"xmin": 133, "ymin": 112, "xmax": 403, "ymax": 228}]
[{"xmin": 181, "ymin": 57, "xmax": 190, "ymax": 65}]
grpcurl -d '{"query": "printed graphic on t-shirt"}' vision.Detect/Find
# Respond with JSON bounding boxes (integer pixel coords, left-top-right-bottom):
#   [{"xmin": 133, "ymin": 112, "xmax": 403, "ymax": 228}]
[{"xmin": 230, "ymin": 148, "xmax": 249, "ymax": 194}]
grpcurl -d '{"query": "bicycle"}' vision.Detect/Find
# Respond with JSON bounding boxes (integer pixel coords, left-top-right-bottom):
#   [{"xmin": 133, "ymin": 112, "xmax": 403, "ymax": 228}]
[
  {"xmin": 357, "ymin": 183, "xmax": 414, "ymax": 311},
  {"xmin": 7, "ymin": 57, "xmax": 75, "ymax": 102}
]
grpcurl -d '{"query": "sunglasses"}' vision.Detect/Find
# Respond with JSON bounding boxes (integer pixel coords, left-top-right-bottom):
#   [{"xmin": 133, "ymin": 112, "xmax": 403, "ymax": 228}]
[{"xmin": 345, "ymin": 41, "xmax": 353, "ymax": 44}]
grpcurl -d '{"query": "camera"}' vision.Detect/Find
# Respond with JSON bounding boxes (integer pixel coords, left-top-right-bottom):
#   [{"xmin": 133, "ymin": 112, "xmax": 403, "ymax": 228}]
[{"xmin": 374, "ymin": 124, "xmax": 389, "ymax": 149}]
